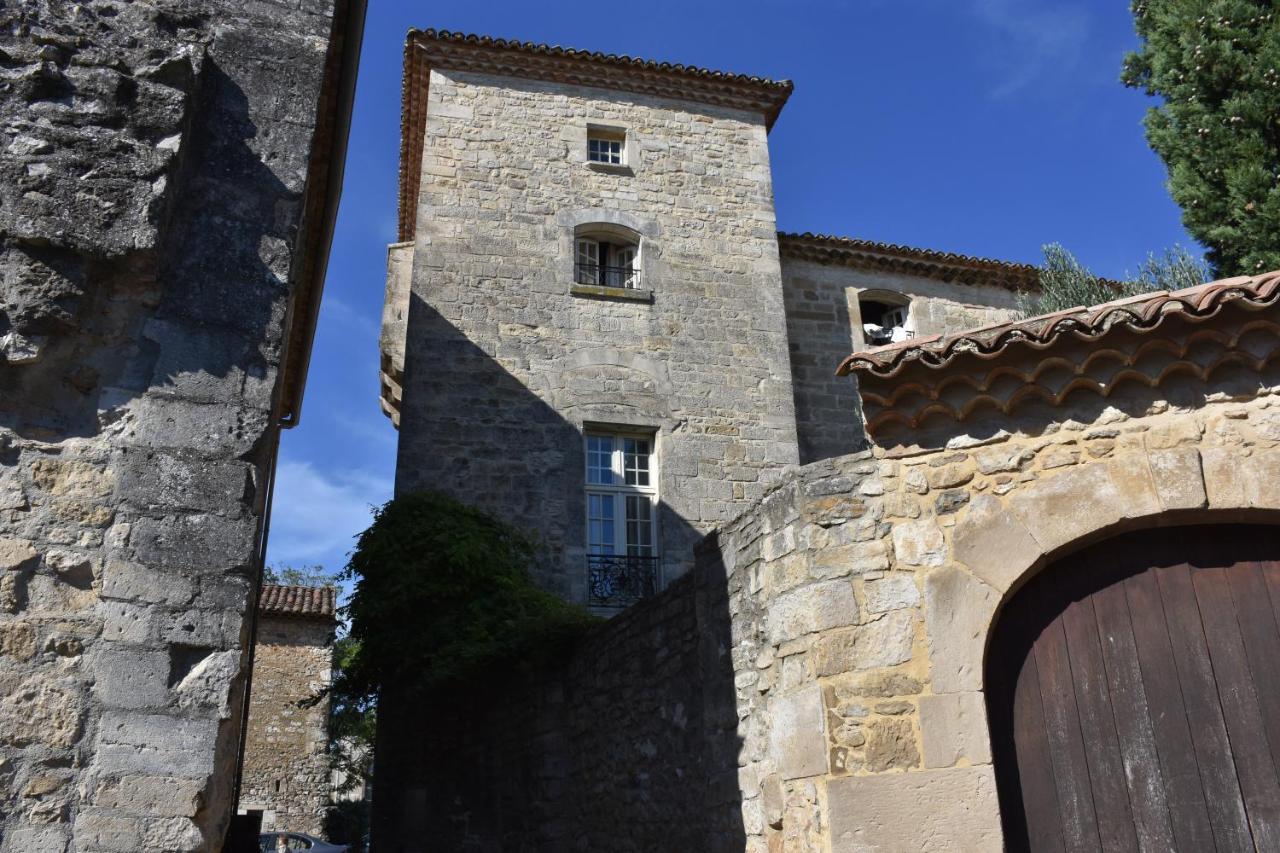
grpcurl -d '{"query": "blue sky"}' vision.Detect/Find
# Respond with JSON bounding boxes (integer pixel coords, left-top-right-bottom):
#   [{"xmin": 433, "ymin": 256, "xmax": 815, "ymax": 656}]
[{"xmin": 265, "ymin": 0, "xmax": 1196, "ymax": 580}]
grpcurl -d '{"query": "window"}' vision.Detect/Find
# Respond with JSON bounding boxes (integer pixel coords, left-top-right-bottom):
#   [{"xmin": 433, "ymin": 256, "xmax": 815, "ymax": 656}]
[
  {"xmin": 859, "ymin": 292, "xmax": 913, "ymax": 346},
  {"xmin": 585, "ymin": 430, "xmax": 658, "ymax": 607},
  {"xmin": 575, "ymin": 226, "xmax": 641, "ymax": 289},
  {"xmin": 587, "ymin": 128, "xmax": 624, "ymax": 165}
]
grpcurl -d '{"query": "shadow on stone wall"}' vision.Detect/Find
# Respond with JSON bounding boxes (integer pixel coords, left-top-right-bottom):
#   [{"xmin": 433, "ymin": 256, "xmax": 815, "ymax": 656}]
[
  {"xmin": 0, "ymin": 59, "xmax": 295, "ymax": 446},
  {"xmin": 371, "ymin": 297, "xmax": 746, "ymax": 850}
]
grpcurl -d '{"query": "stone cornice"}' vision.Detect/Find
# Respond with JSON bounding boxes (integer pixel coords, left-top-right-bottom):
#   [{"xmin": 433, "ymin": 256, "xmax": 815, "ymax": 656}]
[
  {"xmin": 397, "ymin": 29, "xmax": 793, "ymax": 241},
  {"xmin": 778, "ymin": 232, "xmax": 1042, "ymax": 292}
]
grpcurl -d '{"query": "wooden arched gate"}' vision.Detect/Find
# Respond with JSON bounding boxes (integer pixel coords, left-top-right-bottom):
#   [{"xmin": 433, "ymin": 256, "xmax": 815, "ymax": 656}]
[{"xmin": 986, "ymin": 524, "xmax": 1280, "ymax": 852}]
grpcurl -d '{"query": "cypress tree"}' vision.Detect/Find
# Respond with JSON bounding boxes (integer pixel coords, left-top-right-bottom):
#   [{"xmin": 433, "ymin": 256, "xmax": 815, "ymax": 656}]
[{"xmin": 1122, "ymin": 2, "xmax": 1280, "ymax": 276}]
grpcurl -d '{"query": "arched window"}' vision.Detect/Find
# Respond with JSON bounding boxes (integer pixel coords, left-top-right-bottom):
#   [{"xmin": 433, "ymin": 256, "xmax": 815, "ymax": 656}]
[
  {"xmin": 858, "ymin": 290, "xmax": 913, "ymax": 346},
  {"xmin": 574, "ymin": 223, "xmax": 641, "ymax": 290}
]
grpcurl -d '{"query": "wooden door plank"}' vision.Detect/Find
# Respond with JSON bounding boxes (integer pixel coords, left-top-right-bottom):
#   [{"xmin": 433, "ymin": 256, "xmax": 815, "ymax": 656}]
[
  {"xmin": 1013, "ymin": 646, "xmax": 1068, "ymax": 853},
  {"xmin": 1156, "ymin": 563, "xmax": 1254, "ymax": 851},
  {"xmin": 1033, "ymin": 610, "xmax": 1104, "ymax": 852},
  {"xmin": 1193, "ymin": 566, "xmax": 1280, "ymax": 850},
  {"xmin": 1059, "ymin": 592, "xmax": 1139, "ymax": 852},
  {"xmin": 1090, "ymin": 576, "xmax": 1177, "ymax": 853},
  {"xmin": 1123, "ymin": 568, "xmax": 1217, "ymax": 852},
  {"xmin": 1227, "ymin": 562, "xmax": 1280, "ymax": 786}
]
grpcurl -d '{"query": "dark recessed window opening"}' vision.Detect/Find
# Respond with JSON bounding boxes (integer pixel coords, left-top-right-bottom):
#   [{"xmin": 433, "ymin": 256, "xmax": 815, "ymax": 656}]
[{"xmin": 859, "ymin": 295, "xmax": 912, "ymax": 346}]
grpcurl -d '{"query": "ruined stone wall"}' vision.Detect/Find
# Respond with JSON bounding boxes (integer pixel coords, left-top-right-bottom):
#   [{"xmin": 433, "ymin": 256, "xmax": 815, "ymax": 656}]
[
  {"xmin": 779, "ymin": 257, "xmax": 1020, "ymax": 464},
  {"xmin": 395, "ymin": 69, "xmax": 798, "ymax": 601},
  {"xmin": 0, "ymin": 2, "xmax": 339, "ymax": 850},
  {"xmin": 370, "ymin": 565, "xmax": 745, "ymax": 853},
  {"xmin": 239, "ymin": 616, "xmax": 334, "ymax": 836}
]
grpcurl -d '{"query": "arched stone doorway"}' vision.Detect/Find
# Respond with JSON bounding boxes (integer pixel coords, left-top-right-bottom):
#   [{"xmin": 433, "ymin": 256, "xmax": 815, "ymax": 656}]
[{"xmin": 986, "ymin": 523, "xmax": 1280, "ymax": 852}]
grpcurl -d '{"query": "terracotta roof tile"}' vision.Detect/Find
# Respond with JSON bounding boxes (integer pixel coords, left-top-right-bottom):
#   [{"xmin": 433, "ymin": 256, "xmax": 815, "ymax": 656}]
[
  {"xmin": 258, "ymin": 584, "xmax": 338, "ymax": 620},
  {"xmin": 839, "ymin": 272, "xmax": 1280, "ymax": 379},
  {"xmin": 398, "ymin": 29, "xmax": 794, "ymax": 241},
  {"xmin": 778, "ymin": 232, "xmax": 1043, "ymax": 291}
]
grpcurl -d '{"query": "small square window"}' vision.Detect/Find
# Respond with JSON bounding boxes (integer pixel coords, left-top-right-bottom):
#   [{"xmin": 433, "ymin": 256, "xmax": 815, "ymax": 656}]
[{"xmin": 587, "ymin": 129, "xmax": 625, "ymax": 165}]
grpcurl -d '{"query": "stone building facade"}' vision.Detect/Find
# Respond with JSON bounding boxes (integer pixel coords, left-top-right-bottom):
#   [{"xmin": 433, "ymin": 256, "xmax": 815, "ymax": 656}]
[
  {"xmin": 0, "ymin": 2, "xmax": 361, "ymax": 850},
  {"xmin": 382, "ymin": 31, "xmax": 1031, "ymax": 609},
  {"xmin": 238, "ymin": 585, "xmax": 337, "ymax": 837},
  {"xmin": 377, "ymin": 29, "xmax": 1280, "ymax": 852},
  {"xmin": 375, "ymin": 271, "xmax": 1280, "ymax": 850}
]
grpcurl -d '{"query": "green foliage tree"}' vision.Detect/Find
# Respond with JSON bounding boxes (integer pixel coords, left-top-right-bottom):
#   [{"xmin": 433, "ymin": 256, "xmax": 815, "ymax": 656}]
[
  {"xmin": 262, "ymin": 563, "xmax": 337, "ymax": 587},
  {"xmin": 1122, "ymin": 2, "xmax": 1280, "ymax": 275},
  {"xmin": 339, "ymin": 491, "xmax": 598, "ymax": 702},
  {"xmin": 1019, "ymin": 243, "xmax": 1210, "ymax": 317}
]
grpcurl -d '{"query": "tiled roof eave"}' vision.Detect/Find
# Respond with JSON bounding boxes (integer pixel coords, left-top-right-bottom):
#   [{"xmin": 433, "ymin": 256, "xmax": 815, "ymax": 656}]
[
  {"xmin": 779, "ymin": 232, "xmax": 1042, "ymax": 292},
  {"xmin": 839, "ymin": 273, "xmax": 1280, "ymax": 380}
]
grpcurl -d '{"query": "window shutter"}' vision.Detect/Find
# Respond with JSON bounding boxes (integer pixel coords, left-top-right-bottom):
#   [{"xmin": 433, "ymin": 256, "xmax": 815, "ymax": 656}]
[{"xmin": 576, "ymin": 239, "xmax": 599, "ymax": 284}]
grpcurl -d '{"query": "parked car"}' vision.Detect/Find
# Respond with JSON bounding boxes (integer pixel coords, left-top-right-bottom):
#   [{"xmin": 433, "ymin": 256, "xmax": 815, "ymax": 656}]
[{"xmin": 258, "ymin": 832, "xmax": 349, "ymax": 852}]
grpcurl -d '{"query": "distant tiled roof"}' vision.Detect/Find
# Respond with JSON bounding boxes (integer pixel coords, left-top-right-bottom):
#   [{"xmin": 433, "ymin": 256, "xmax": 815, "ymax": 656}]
[
  {"xmin": 839, "ymin": 272, "xmax": 1280, "ymax": 379},
  {"xmin": 778, "ymin": 232, "xmax": 1042, "ymax": 291},
  {"xmin": 258, "ymin": 584, "xmax": 337, "ymax": 620},
  {"xmin": 398, "ymin": 29, "xmax": 794, "ymax": 241}
]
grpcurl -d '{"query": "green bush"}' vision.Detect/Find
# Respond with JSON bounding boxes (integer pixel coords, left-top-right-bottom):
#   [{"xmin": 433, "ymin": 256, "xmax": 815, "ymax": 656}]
[{"xmin": 338, "ymin": 491, "xmax": 598, "ymax": 700}]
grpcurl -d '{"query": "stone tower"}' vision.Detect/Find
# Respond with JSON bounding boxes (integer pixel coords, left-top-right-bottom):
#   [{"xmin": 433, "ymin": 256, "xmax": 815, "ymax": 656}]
[{"xmin": 383, "ymin": 31, "xmax": 800, "ymax": 607}]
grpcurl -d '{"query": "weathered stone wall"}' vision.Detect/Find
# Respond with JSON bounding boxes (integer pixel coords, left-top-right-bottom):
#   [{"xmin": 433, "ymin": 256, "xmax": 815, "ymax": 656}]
[
  {"xmin": 780, "ymin": 257, "xmax": 1020, "ymax": 464},
  {"xmin": 715, "ymin": 363, "xmax": 1280, "ymax": 851},
  {"xmin": 370, "ymin": 565, "xmax": 745, "ymax": 852},
  {"xmin": 395, "ymin": 68, "xmax": 798, "ymax": 601},
  {"xmin": 0, "ymin": 2, "xmax": 339, "ymax": 850},
  {"xmin": 239, "ymin": 616, "xmax": 334, "ymax": 836},
  {"xmin": 376, "ymin": 382, "xmax": 1280, "ymax": 850}
]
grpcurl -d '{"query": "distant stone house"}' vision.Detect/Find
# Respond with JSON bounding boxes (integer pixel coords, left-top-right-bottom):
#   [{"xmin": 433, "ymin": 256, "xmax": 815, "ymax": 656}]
[{"xmin": 238, "ymin": 585, "xmax": 337, "ymax": 837}]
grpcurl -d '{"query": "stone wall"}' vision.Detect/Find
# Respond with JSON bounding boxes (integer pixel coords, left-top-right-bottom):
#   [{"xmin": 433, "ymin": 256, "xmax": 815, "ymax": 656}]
[
  {"xmin": 0, "ymin": 2, "xmax": 342, "ymax": 850},
  {"xmin": 376, "ymin": 303, "xmax": 1280, "ymax": 845},
  {"xmin": 394, "ymin": 68, "xmax": 798, "ymax": 601},
  {"xmin": 780, "ymin": 257, "xmax": 1020, "ymax": 464},
  {"xmin": 239, "ymin": 615, "xmax": 334, "ymax": 836},
  {"xmin": 370, "ymin": 565, "xmax": 745, "ymax": 852},
  {"xmin": 713, "ymin": 362, "xmax": 1280, "ymax": 851}
]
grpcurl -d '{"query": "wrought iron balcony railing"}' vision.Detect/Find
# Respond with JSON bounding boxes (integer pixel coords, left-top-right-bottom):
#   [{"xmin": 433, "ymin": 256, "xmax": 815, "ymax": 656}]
[
  {"xmin": 587, "ymin": 554, "xmax": 658, "ymax": 608},
  {"xmin": 574, "ymin": 262, "xmax": 641, "ymax": 290}
]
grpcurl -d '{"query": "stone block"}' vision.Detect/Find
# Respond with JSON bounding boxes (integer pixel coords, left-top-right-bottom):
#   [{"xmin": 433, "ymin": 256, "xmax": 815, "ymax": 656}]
[
  {"xmin": 766, "ymin": 580, "xmax": 858, "ymax": 644},
  {"xmin": 1202, "ymin": 446, "xmax": 1246, "ymax": 507},
  {"xmin": 768, "ymin": 684, "xmax": 827, "ymax": 780},
  {"xmin": 864, "ymin": 717, "xmax": 919, "ymax": 772},
  {"xmin": 102, "ymin": 560, "xmax": 197, "ymax": 607},
  {"xmin": 951, "ymin": 494, "xmax": 1041, "ymax": 593},
  {"xmin": 0, "ymin": 537, "xmax": 37, "ymax": 571},
  {"xmin": 0, "ymin": 620, "xmax": 38, "ymax": 661},
  {"xmin": 89, "ymin": 645, "xmax": 170, "ymax": 710},
  {"xmin": 814, "ymin": 610, "xmax": 916, "ymax": 676},
  {"xmin": 827, "ymin": 767, "xmax": 1002, "ymax": 852},
  {"xmin": 1147, "ymin": 448, "xmax": 1206, "ymax": 511},
  {"xmin": 1008, "ymin": 456, "xmax": 1158, "ymax": 554},
  {"xmin": 891, "ymin": 518, "xmax": 946, "ymax": 567},
  {"xmin": 0, "ymin": 824, "xmax": 70, "ymax": 853},
  {"xmin": 0, "ymin": 670, "xmax": 84, "ymax": 749},
  {"xmin": 924, "ymin": 567, "xmax": 998, "ymax": 694},
  {"xmin": 920, "ymin": 692, "xmax": 992, "ymax": 769},
  {"xmin": 863, "ymin": 574, "xmax": 919, "ymax": 613}
]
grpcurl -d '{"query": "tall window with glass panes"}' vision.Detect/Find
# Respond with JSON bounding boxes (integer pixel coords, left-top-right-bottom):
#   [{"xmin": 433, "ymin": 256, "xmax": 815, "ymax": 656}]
[{"xmin": 584, "ymin": 430, "xmax": 658, "ymax": 607}]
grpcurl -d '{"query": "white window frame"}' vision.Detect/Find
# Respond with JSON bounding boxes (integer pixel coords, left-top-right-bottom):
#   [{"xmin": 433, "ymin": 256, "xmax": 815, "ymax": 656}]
[
  {"xmin": 587, "ymin": 129, "xmax": 625, "ymax": 165},
  {"xmin": 584, "ymin": 429, "xmax": 658, "ymax": 559}
]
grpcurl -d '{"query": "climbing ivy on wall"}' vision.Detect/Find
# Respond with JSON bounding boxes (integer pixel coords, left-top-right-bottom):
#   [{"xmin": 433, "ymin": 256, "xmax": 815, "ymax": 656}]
[{"xmin": 338, "ymin": 491, "xmax": 598, "ymax": 700}]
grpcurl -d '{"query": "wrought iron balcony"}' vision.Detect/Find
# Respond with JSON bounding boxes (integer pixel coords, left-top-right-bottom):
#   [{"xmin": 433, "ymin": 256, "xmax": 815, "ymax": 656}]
[
  {"xmin": 574, "ymin": 262, "xmax": 641, "ymax": 290},
  {"xmin": 587, "ymin": 554, "xmax": 658, "ymax": 608}
]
